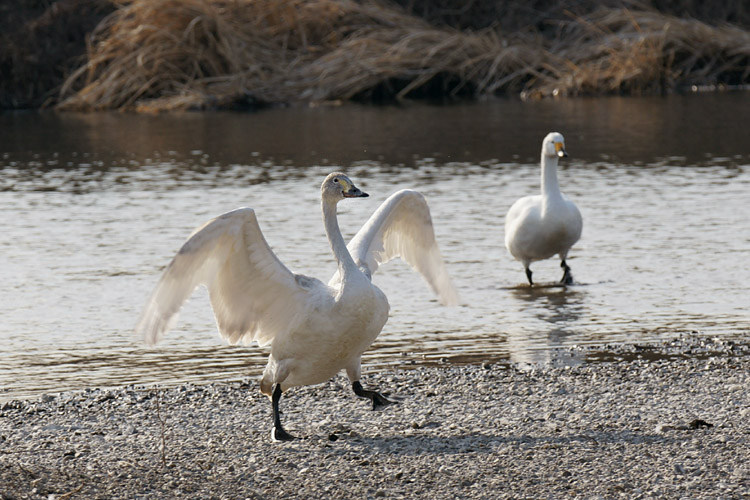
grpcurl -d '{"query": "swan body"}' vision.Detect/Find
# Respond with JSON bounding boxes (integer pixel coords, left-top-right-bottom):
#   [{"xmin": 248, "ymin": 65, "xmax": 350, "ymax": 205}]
[
  {"xmin": 136, "ymin": 173, "xmax": 458, "ymax": 440},
  {"xmin": 504, "ymin": 132, "xmax": 582, "ymax": 285}
]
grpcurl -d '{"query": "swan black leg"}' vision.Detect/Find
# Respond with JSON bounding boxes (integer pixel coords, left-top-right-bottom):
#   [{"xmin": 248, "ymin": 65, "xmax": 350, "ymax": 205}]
[
  {"xmin": 525, "ymin": 267, "xmax": 533, "ymax": 286},
  {"xmin": 352, "ymin": 381, "xmax": 393, "ymax": 410},
  {"xmin": 560, "ymin": 260, "xmax": 573, "ymax": 285},
  {"xmin": 272, "ymin": 384, "xmax": 295, "ymax": 442}
]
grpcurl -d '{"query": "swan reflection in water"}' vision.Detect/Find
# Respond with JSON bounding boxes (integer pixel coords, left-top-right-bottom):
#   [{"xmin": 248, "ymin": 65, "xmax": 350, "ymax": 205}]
[{"xmin": 504, "ymin": 284, "xmax": 588, "ymax": 366}]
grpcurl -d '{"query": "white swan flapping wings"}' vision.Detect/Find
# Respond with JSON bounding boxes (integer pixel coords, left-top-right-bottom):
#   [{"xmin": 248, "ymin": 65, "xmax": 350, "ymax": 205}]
[
  {"xmin": 504, "ymin": 132, "xmax": 583, "ymax": 286},
  {"xmin": 136, "ymin": 173, "xmax": 459, "ymax": 441},
  {"xmin": 330, "ymin": 189, "xmax": 459, "ymax": 307}
]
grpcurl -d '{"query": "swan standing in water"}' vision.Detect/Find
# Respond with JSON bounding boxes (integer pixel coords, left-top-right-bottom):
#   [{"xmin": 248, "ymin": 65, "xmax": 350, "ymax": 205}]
[
  {"xmin": 504, "ymin": 132, "xmax": 582, "ymax": 286},
  {"xmin": 136, "ymin": 173, "xmax": 459, "ymax": 441}
]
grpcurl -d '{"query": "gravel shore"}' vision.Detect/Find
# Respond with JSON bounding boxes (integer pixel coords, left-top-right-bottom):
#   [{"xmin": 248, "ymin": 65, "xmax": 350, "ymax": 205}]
[{"xmin": 1, "ymin": 336, "xmax": 748, "ymax": 499}]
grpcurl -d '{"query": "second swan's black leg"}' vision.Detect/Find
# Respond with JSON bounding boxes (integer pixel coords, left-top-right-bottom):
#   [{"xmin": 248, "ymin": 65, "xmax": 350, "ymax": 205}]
[
  {"xmin": 272, "ymin": 384, "xmax": 295, "ymax": 442},
  {"xmin": 352, "ymin": 381, "xmax": 393, "ymax": 410},
  {"xmin": 560, "ymin": 260, "xmax": 573, "ymax": 285},
  {"xmin": 525, "ymin": 267, "xmax": 534, "ymax": 286}
]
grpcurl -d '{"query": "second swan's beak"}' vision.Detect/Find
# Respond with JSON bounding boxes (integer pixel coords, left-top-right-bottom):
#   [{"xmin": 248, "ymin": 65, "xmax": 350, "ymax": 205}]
[
  {"xmin": 555, "ymin": 141, "xmax": 568, "ymax": 158},
  {"xmin": 343, "ymin": 184, "xmax": 369, "ymax": 198}
]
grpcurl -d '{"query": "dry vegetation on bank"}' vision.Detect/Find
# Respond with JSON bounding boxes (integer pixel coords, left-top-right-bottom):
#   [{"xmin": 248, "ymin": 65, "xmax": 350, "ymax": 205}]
[{"xmin": 4, "ymin": 0, "xmax": 750, "ymax": 111}]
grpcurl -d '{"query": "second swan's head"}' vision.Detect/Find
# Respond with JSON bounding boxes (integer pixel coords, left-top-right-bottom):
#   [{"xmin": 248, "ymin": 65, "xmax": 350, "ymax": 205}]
[
  {"xmin": 543, "ymin": 132, "xmax": 568, "ymax": 158},
  {"xmin": 321, "ymin": 172, "xmax": 369, "ymax": 201}
]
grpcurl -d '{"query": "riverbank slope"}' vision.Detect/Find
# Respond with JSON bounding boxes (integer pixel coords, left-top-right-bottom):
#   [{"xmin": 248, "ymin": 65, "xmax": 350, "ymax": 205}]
[{"xmin": 2, "ymin": 0, "xmax": 749, "ymax": 111}]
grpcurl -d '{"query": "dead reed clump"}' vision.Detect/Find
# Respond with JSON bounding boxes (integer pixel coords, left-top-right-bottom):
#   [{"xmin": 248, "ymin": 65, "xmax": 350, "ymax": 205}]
[
  {"xmin": 534, "ymin": 8, "xmax": 750, "ymax": 97},
  {"xmin": 57, "ymin": 0, "xmax": 553, "ymax": 110},
  {"xmin": 283, "ymin": 28, "xmax": 548, "ymax": 102},
  {"xmin": 57, "ymin": 0, "xmax": 264, "ymax": 110},
  {"xmin": 260, "ymin": 1, "xmax": 551, "ymax": 101},
  {"xmin": 55, "ymin": 0, "xmax": 750, "ymax": 111}
]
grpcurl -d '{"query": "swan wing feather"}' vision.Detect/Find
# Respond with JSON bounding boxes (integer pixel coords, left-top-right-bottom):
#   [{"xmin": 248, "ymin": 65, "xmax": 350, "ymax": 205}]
[
  {"xmin": 136, "ymin": 208, "xmax": 309, "ymax": 346},
  {"xmin": 332, "ymin": 189, "xmax": 459, "ymax": 306}
]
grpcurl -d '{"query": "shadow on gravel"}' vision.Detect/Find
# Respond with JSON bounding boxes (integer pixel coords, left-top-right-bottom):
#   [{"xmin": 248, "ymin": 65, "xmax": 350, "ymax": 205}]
[{"xmin": 339, "ymin": 426, "xmax": 709, "ymax": 455}]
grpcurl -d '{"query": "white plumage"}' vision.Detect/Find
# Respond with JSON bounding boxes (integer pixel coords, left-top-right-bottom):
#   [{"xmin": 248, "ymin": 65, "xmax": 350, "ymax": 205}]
[
  {"xmin": 136, "ymin": 172, "xmax": 458, "ymax": 440},
  {"xmin": 504, "ymin": 132, "xmax": 582, "ymax": 286}
]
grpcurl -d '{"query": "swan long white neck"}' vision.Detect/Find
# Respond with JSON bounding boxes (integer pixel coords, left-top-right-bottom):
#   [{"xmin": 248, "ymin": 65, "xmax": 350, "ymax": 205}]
[
  {"xmin": 322, "ymin": 199, "xmax": 359, "ymax": 281},
  {"xmin": 540, "ymin": 152, "xmax": 563, "ymax": 202}
]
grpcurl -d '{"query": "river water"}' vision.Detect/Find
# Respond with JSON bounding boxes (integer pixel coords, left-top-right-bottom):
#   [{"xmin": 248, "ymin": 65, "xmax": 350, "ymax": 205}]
[{"xmin": 1, "ymin": 93, "xmax": 748, "ymax": 401}]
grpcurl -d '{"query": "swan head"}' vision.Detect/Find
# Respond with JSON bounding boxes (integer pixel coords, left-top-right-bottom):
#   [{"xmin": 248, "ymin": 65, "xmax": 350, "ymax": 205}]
[
  {"xmin": 543, "ymin": 132, "xmax": 568, "ymax": 158},
  {"xmin": 321, "ymin": 172, "xmax": 369, "ymax": 201}
]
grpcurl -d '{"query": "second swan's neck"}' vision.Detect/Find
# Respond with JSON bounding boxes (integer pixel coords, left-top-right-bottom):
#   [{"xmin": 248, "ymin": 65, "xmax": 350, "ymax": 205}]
[
  {"xmin": 540, "ymin": 153, "xmax": 563, "ymax": 201},
  {"xmin": 322, "ymin": 199, "xmax": 359, "ymax": 280}
]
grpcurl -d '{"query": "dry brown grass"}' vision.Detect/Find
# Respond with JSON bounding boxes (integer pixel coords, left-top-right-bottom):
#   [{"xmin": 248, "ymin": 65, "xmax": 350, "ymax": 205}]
[
  {"xmin": 538, "ymin": 8, "xmax": 750, "ymax": 97},
  {"xmin": 56, "ymin": 0, "xmax": 750, "ymax": 111}
]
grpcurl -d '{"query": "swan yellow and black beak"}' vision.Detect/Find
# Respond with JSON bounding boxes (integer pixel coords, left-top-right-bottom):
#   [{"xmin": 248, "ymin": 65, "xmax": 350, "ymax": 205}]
[
  {"xmin": 555, "ymin": 141, "xmax": 568, "ymax": 158},
  {"xmin": 342, "ymin": 179, "xmax": 369, "ymax": 198}
]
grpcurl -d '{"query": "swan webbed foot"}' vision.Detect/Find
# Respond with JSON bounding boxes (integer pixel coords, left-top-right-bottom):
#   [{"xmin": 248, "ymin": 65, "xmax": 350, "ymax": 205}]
[
  {"xmin": 352, "ymin": 381, "xmax": 394, "ymax": 410},
  {"xmin": 272, "ymin": 384, "xmax": 296, "ymax": 442},
  {"xmin": 560, "ymin": 260, "xmax": 574, "ymax": 285},
  {"xmin": 272, "ymin": 427, "xmax": 296, "ymax": 442},
  {"xmin": 525, "ymin": 267, "xmax": 534, "ymax": 286}
]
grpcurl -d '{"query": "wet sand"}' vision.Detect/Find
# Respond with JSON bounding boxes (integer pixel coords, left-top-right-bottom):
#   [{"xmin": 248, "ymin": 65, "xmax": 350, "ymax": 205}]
[{"xmin": 1, "ymin": 335, "xmax": 748, "ymax": 499}]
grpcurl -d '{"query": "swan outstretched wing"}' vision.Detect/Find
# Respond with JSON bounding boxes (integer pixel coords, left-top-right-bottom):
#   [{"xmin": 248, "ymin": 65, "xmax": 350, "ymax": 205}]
[
  {"xmin": 136, "ymin": 208, "xmax": 310, "ymax": 346},
  {"xmin": 333, "ymin": 189, "xmax": 459, "ymax": 306}
]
